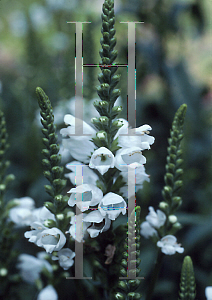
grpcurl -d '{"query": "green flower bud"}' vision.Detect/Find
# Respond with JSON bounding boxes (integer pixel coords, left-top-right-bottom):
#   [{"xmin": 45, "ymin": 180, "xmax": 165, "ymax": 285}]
[
  {"xmin": 44, "ymin": 219, "xmax": 56, "ymax": 228},
  {"xmin": 172, "ymin": 221, "xmax": 182, "ymax": 230},
  {"xmin": 173, "ymin": 196, "xmax": 182, "ymax": 205},
  {"xmin": 44, "ymin": 202, "xmax": 55, "ymax": 214},
  {"xmin": 113, "ymin": 292, "xmax": 125, "ymax": 300},
  {"xmin": 54, "ymin": 194, "xmax": 63, "ymax": 202},
  {"xmin": 119, "ymin": 267, "xmax": 127, "ymax": 277},
  {"xmin": 99, "ymin": 116, "xmax": 109, "ymax": 125},
  {"xmin": 159, "ymin": 201, "xmax": 169, "ymax": 211},
  {"xmin": 117, "ymin": 281, "xmax": 128, "ymax": 292},
  {"xmin": 127, "ymin": 292, "xmax": 142, "ymax": 300},
  {"xmin": 96, "ymin": 131, "xmax": 107, "ymax": 140},
  {"xmin": 121, "ymin": 259, "xmax": 127, "ymax": 268},
  {"xmin": 91, "ymin": 117, "xmax": 99, "ymax": 125},
  {"xmin": 128, "ymin": 279, "xmax": 141, "ymax": 291}
]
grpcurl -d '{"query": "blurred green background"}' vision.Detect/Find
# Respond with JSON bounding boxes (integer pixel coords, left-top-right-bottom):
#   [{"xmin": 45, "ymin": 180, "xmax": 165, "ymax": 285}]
[{"xmin": 0, "ymin": 0, "xmax": 211, "ymax": 299}]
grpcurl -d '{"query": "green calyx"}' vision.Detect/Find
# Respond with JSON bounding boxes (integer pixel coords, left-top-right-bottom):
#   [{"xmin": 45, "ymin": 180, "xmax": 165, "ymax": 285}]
[{"xmin": 178, "ymin": 256, "xmax": 196, "ymax": 300}]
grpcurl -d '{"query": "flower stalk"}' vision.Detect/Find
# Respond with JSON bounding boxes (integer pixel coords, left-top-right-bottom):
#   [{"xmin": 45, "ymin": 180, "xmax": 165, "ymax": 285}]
[{"xmin": 36, "ymin": 87, "xmax": 67, "ymax": 229}]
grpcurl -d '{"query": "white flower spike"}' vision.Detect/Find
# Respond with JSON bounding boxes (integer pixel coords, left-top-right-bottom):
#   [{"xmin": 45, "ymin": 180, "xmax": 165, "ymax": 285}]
[
  {"xmin": 89, "ymin": 147, "xmax": 115, "ymax": 175},
  {"xmin": 157, "ymin": 235, "xmax": 184, "ymax": 255}
]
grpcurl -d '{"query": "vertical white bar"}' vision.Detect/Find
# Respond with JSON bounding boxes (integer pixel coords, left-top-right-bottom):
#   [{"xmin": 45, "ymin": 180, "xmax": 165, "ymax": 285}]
[
  {"xmin": 128, "ymin": 22, "xmax": 136, "ymax": 129},
  {"xmin": 75, "ymin": 23, "xmax": 84, "ymax": 136},
  {"xmin": 127, "ymin": 164, "xmax": 136, "ymax": 278},
  {"xmin": 119, "ymin": 21, "xmax": 144, "ymax": 137},
  {"xmin": 67, "ymin": 21, "xmax": 91, "ymax": 137},
  {"xmin": 66, "ymin": 164, "xmax": 92, "ymax": 279}
]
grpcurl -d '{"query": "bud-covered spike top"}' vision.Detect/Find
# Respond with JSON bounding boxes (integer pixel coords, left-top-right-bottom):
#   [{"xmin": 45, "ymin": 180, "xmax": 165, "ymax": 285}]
[{"xmin": 97, "ymin": 0, "xmax": 121, "ymax": 108}]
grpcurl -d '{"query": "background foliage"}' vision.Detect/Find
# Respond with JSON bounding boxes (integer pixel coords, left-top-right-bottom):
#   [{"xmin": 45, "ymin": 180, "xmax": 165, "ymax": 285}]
[{"xmin": 0, "ymin": 0, "xmax": 211, "ymax": 299}]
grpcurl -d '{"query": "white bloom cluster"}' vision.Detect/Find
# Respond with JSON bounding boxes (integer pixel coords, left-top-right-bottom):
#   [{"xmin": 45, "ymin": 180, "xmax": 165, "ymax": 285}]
[
  {"xmin": 7, "ymin": 197, "xmax": 75, "ymax": 271},
  {"xmin": 23, "ymin": 206, "xmax": 75, "ymax": 270},
  {"xmin": 60, "ymin": 115, "xmax": 155, "ymax": 242},
  {"xmin": 140, "ymin": 206, "xmax": 184, "ymax": 255}
]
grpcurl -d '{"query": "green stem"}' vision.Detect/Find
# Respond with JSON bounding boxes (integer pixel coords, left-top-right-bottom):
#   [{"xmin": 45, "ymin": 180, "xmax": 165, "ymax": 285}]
[{"xmin": 146, "ymin": 250, "xmax": 164, "ymax": 300}]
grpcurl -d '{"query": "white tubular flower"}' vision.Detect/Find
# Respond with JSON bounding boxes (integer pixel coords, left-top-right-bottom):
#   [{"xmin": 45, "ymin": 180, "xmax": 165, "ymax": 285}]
[
  {"xmin": 36, "ymin": 227, "xmax": 66, "ymax": 253},
  {"xmin": 37, "ymin": 285, "xmax": 58, "ymax": 300},
  {"xmin": 83, "ymin": 210, "xmax": 111, "ymax": 238},
  {"xmin": 98, "ymin": 192, "xmax": 126, "ymax": 220},
  {"xmin": 89, "ymin": 147, "xmax": 115, "ymax": 175},
  {"xmin": 114, "ymin": 147, "xmax": 146, "ymax": 172},
  {"xmin": 205, "ymin": 287, "xmax": 212, "ymax": 300},
  {"xmin": 9, "ymin": 207, "xmax": 33, "ymax": 227},
  {"xmin": 24, "ymin": 221, "xmax": 47, "ymax": 244},
  {"xmin": 140, "ymin": 221, "xmax": 158, "ymax": 239},
  {"xmin": 135, "ymin": 125, "xmax": 155, "ymax": 150},
  {"xmin": 60, "ymin": 114, "xmax": 96, "ymax": 163},
  {"xmin": 13, "ymin": 197, "xmax": 35, "ymax": 209},
  {"xmin": 65, "ymin": 161, "xmax": 99, "ymax": 186},
  {"xmin": 115, "ymin": 119, "xmax": 155, "ymax": 151},
  {"xmin": 9, "ymin": 197, "xmax": 36, "ymax": 227},
  {"xmin": 32, "ymin": 206, "xmax": 55, "ymax": 224},
  {"xmin": 69, "ymin": 214, "xmax": 90, "ymax": 242},
  {"xmin": 52, "ymin": 248, "xmax": 75, "ymax": 270},
  {"xmin": 120, "ymin": 164, "xmax": 150, "ymax": 198},
  {"xmin": 17, "ymin": 253, "xmax": 52, "ymax": 284},
  {"xmin": 157, "ymin": 235, "xmax": 184, "ymax": 255},
  {"xmin": 68, "ymin": 184, "xmax": 103, "ymax": 212},
  {"xmin": 146, "ymin": 206, "xmax": 166, "ymax": 228}
]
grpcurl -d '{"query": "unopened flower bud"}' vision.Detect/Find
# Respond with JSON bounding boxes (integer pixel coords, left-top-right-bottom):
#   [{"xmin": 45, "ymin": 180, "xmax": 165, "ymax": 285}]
[
  {"xmin": 172, "ymin": 222, "xmax": 182, "ymax": 230},
  {"xmin": 91, "ymin": 117, "xmax": 99, "ymax": 125},
  {"xmin": 99, "ymin": 116, "xmax": 109, "ymax": 125},
  {"xmin": 44, "ymin": 219, "xmax": 56, "ymax": 228},
  {"xmin": 97, "ymin": 131, "xmax": 107, "ymax": 140},
  {"xmin": 0, "ymin": 268, "xmax": 8, "ymax": 276},
  {"xmin": 159, "ymin": 201, "xmax": 169, "ymax": 211},
  {"xmin": 172, "ymin": 196, "xmax": 182, "ymax": 206},
  {"xmin": 112, "ymin": 120, "xmax": 123, "ymax": 128},
  {"xmin": 169, "ymin": 215, "xmax": 177, "ymax": 224},
  {"xmin": 56, "ymin": 213, "xmax": 64, "ymax": 220},
  {"xmin": 44, "ymin": 202, "xmax": 55, "ymax": 214}
]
